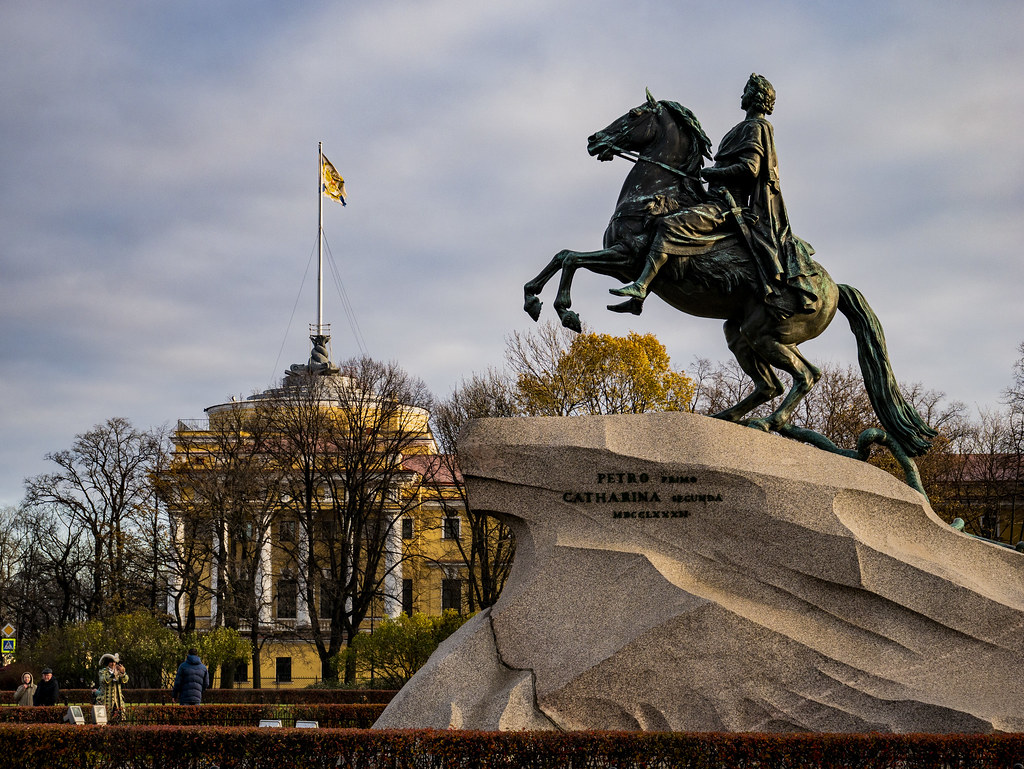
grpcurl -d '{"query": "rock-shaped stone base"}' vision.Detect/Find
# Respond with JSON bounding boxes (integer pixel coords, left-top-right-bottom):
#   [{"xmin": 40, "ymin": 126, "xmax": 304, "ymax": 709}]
[{"xmin": 374, "ymin": 413, "xmax": 1024, "ymax": 733}]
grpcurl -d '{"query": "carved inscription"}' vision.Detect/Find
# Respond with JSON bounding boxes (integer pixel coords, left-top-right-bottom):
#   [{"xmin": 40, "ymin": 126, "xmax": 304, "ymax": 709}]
[{"xmin": 561, "ymin": 471, "xmax": 723, "ymax": 520}]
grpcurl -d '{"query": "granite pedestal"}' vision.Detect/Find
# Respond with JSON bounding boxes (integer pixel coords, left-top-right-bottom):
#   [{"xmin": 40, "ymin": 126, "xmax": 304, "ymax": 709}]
[{"xmin": 374, "ymin": 413, "xmax": 1024, "ymax": 732}]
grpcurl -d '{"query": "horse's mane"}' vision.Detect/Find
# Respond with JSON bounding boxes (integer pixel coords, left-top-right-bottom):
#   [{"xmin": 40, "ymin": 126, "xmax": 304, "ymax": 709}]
[
  {"xmin": 658, "ymin": 100, "xmax": 713, "ymax": 203},
  {"xmin": 659, "ymin": 101, "xmax": 712, "ymax": 171}
]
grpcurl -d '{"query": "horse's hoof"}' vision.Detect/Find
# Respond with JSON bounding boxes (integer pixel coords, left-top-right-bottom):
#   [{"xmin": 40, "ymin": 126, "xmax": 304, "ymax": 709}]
[
  {"xmin": 524, "ymin": 294, "xmax": 542, "ymax": 321},
  {"xmin": 746, "ymin": 418, "xmax": 772, "ymax": 433},
  {"xmin": 558, "ymin": 309, "xmax": 582, "ymax": 333},
  {"xmin": 710, "ymin": 410, "xmax": 741, "ymax": 423}
]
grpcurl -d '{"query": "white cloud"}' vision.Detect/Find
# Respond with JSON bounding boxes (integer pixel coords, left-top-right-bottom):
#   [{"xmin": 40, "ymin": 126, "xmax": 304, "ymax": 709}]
[{"xmin": 1, "ymin": 0, "xmax": 1023, "ymax": 504}]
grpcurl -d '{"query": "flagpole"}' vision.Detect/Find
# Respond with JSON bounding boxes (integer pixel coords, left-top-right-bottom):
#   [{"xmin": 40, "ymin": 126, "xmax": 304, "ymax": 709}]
[{"xmin": 317, "ymin": 142, "xmax": 324, "ymax": 335}]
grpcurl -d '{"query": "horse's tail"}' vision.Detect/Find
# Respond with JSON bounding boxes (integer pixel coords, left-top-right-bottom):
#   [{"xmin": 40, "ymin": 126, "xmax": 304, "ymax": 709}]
[{"xmin": 837, "ymin": 284, "xmax": 938, "ymax": 457}]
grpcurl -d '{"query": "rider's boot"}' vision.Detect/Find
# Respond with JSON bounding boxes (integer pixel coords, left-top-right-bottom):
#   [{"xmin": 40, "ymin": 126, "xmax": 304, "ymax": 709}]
[
  {"xmin": 609, "ymin": 252, "xmax": 669, "ymax": 302},
  {"xmin": 607, "ymin": 297, "xmax": 643, "ymax": 315}
]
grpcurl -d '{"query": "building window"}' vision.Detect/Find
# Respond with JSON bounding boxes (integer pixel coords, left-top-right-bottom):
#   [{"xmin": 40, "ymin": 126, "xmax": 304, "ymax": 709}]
[
  {"xmin": 402, "ymin": 578, "xmax": 414, "ymax": 616},
  {"xmin": 441, "ymin": 578, "xmax": 462, "ymax": 613},
  {"xmin": 318, "ymin": 518, "xmax": 338, "ymax": 541},
  {"xmin": 236, "ymin": 662, "xmax": 248, "ymax": 682},
  {"xmin": 319, "ymin": 572, "xmax": 333, "ymax": 618},
  {"xmin": 279, "ymin": 520, "xmax": 296, "ymax": 542},
  {"xmin": 443, "ymin": 516, "xmax": 461, "ymax": 540},
  {"xmin": 401, "ymin": 517, "xmax": 414, "ymax": 540},
  {"xmin": 276, "ymin": 657, "xmax": 292, "ymax": 683},
  {"xmin": 277, "ymin": 577, "xmax": 297, "ymax": 619}
]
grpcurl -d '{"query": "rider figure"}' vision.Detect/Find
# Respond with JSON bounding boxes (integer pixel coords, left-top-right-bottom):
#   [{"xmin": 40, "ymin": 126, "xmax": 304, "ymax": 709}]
[{"xmin": 610, "ymin": 73, "xmax": 818, "ymax": 317}]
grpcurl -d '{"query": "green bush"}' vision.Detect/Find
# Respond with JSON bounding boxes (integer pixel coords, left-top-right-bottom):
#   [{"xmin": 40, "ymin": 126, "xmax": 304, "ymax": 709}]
[
  {"xmin": 21, "ymin": 613, "xmax": 251, "ymax": 691},
  {"xmin": 176, "ymin": 626, "xmax": 250, "ymax": 681},
  {"xmin": 347, "ymin": 610, "xmax": 471, "ymax": 687},
  {"xmin": 23, "ymin": 611, "xmax": 182, "ymax": 688}
]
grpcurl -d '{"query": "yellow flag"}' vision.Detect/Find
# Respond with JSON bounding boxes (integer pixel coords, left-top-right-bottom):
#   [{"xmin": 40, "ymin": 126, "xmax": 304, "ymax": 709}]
[{"xmin": 321, "ymin": 154, "xmax": 347, "ymax": 206}]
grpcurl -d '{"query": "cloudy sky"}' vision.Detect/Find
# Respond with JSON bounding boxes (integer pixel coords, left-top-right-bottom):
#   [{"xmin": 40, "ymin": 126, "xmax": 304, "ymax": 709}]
[{"xmin": 2, "ymin": 1, "xmax": 1022, "ymax": 506}]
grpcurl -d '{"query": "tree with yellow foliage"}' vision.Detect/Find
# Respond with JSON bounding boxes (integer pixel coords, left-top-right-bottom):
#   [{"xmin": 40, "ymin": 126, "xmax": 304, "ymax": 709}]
[{"xmin": 506, "ymin": 321, "xmax": 695, "ymax": 416}]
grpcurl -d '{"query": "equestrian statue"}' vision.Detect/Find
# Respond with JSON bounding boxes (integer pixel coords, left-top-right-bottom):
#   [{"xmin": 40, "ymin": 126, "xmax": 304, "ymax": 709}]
[{"xmin": 523, "ymin": 74, "xmax": 936, "ymax": 493}]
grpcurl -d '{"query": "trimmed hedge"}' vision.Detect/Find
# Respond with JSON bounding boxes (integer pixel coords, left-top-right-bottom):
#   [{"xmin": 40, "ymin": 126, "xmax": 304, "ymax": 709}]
[
  {"xmin": 197, "ymin": 688, "xmax": 397, "ymax": 705},
  {"xmin": 0, "ymin": 725, "xmax": 1022, "ymax": 769},
  {"xmin": 2, "ymin": 687, "xmax": 397, "ymax": 704},
  {"xmin": 0, "ymin": 705, "xmax": 95, "ymax": 723},
  {"xmin": 0, "ymin": 703, "xmax": 386, "ymax": 728},
  {"xmin": 292, "ymin": 704, "xmax": 385, "ymax": 729}
]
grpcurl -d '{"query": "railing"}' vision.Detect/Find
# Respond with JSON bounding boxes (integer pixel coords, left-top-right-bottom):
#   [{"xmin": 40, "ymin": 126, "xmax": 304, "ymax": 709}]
[
  {"xmin": 220, "ymin": 675, "xmax": 323, "ymax": 690},
  {"xmin": 176, "ymin": 419, "xmax": 210, "ymax": 432}
]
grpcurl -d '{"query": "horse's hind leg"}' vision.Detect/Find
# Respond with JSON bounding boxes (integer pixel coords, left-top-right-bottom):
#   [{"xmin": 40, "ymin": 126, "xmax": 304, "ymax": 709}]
[
  {"xmin": 713, "ymin": 320, "xmax": 785, "ymax": 423},
  {"xmin": 745, "ymin": 337, "xmax": 820, "ymax": 432}
]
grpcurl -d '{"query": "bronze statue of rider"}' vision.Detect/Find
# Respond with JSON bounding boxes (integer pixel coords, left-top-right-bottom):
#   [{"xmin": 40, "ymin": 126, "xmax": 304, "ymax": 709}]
[{"xmin": 610, "ymin": 73, "xmax": 819, "ymax": 319}]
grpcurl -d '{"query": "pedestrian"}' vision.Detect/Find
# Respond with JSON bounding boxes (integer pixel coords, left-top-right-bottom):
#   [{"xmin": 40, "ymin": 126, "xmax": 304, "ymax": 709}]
[
  {"xmin": 34, "ymin": 667, "xmax": 60, "ymax": 706},
  {"xmin": 13, "ymin": 672, "xmax": 36, "ymax": 706},
  {"xmin": 95, "ymin": 653, "xmax": 129, "ymax": 720},
  {"xmin": 172, "ymin": 648, "xmax": 210, "ymax": 705}
]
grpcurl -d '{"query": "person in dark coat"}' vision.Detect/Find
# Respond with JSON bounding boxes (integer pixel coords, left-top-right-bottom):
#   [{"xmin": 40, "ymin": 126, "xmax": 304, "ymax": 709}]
[
  {"xmin": 172, "ymin": 649, "xmax": 210, "ymax": 705},
  {"xmin": 34, "ymin": 668, "xmax": 60, "ymax": 706}
]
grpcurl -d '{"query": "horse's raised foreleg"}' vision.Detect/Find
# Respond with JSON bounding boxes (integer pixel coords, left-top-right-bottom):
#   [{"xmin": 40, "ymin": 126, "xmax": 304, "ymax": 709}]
[
  {"xmin": 552, "ymin": 245, "xmax": 634, "ymax": 332},
  {"xmin": 713, "ymin": 320, "xmax": 785, "ymax": 423},
  {"xmin": 523, "ymin": 251, "xmax": 574, "ymax": 322}
]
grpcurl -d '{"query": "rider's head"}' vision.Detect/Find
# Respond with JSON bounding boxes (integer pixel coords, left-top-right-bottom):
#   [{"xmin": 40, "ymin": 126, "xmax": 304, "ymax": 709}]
[{"xmin": 743, "ymin": 73, "xmax": 776, "ymax": 115}]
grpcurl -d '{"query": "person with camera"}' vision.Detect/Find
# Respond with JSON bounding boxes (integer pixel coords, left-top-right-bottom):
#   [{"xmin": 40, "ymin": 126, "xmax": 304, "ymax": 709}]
[{"xmin": 95, "ymin": 653, "xmax": 129, "ymax": 720}]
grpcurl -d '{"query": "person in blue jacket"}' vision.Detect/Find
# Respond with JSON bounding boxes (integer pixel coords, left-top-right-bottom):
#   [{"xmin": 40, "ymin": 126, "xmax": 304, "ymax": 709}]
[{"xmin": 172, "ymin": 648, "xmax": 210, "ymax": 705}]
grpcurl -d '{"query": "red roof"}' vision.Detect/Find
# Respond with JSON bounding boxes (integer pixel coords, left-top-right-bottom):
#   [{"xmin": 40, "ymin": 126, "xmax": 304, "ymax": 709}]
[{"xmin": 402, "ymin": 453, "xmax": 463, "ymax": 484}]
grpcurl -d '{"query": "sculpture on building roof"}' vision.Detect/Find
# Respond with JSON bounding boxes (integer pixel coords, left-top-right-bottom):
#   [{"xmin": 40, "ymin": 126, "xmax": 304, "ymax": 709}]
[
  {"xmin": 522, "ymin": 75, "xmax": 936, "ymax": 492},
  {"xmin": 287, "ymin": 330, "xmax": 340, "ymax": 379}
]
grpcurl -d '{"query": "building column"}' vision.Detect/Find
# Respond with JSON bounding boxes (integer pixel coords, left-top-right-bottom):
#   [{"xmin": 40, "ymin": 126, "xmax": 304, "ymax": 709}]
[
  {"xmin": 383, "ymin": 516, "xmax": 402, "ymax": 618},
  {"xmin": 258, "ymin": 535, "xmax": 273, "ymax": 625},
  {"xmin": 210, "ymin": 529, "xmax": 220, "ymax": 626},
  {"xmin": 166, "ymin": 514, "xmax": 183, "ymax": 618},
  {"xmin": 296, "ymin": 525, "xmax": 310, "ymax": 627}
]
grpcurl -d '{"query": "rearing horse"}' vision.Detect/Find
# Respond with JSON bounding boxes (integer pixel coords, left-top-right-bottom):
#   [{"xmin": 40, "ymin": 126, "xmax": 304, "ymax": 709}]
[{"xmin": 523, "ymin": 91, "xmax": 936, "ymax": 469}]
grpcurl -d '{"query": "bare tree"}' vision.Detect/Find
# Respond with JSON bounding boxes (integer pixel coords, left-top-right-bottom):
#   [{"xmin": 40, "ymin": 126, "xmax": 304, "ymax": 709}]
[
  {"xmin": 689, "ymin": 356, "xmax": 765, "ymax": 418},
  {"xmin": 0, "ymin": 505, "xmax": 31, "ymax": 637},
  {"xmin": 24, "ymin": 417, "xmax": 161, "ymax": 619},
  {"xmin": 431, "ymin": 370, "xmax": 517, "ymax": 612},
  {"xmin": 157, "ymin": 402, "xmax": 281, "ymax": 687},
  {"xmin": 268, "ymin": 358, "xmax": 435, "ymax": 682}
]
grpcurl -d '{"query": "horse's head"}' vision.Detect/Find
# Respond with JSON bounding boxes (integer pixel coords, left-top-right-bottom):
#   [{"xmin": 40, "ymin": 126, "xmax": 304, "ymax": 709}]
[
  {"xmin": 587, "ymin": 89, "xmax": 713, "ymax": 171},
  {"xmin": 587, "ymin": 89, "xmax": 663, "ymax": 162}
]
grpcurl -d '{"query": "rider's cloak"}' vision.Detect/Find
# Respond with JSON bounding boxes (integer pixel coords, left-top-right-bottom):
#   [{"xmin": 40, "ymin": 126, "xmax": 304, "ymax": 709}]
[
  {"xmin": 651, "ymin": 116, "xmax": 819, "ymax": 314},
  {"xmin": 714, "ymin": 117, "xmax": 818, "ymax": 311}
]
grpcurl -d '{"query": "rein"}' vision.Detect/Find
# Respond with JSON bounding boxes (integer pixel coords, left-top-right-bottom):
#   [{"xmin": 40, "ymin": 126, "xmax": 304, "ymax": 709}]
[{"xmin": 602, "ymin": 141, "xmax": 704, "ymax": 183}]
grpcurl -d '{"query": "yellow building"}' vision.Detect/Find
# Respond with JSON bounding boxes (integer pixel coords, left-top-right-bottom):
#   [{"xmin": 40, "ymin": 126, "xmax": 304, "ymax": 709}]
[{"xmin": 162, "ymin": 353, "xmax": 471, "ymax": 688}]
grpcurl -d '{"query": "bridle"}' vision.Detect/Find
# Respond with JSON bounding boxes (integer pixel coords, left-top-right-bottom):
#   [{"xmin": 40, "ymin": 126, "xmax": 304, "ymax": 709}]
[
  {"xmin": 601, "ymin": 141, "xmax": 704, "ymax": 184},
  {"xmin": 591, "ymin": 101, "xmax": 704, "ymax": 184}
]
